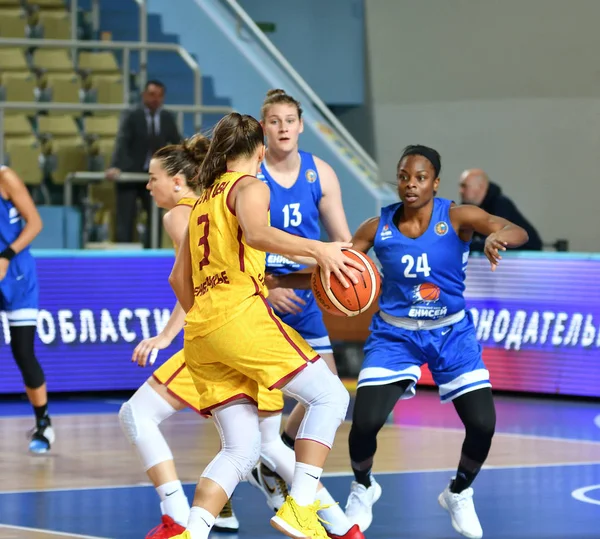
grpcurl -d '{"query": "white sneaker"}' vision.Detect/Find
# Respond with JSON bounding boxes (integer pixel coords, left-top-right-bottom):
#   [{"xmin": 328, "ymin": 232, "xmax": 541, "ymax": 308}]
[
  {"xmin": 344, "ymin": 478, "xmax": 382, "ymax": 532},
  {"xmin": 213, "ymin": 499, "xmax": 240, "ymax": 533},
  {"xmin": 438, "ymin": 484, "xmax": 483, "ymax": 539},
  {"xmin": 247, "ymin": 462, "xmax": 288, "ymax": 512},
  {"xmin": 28, "ymin": 420, "xmax": 55, "ymax": 454}
]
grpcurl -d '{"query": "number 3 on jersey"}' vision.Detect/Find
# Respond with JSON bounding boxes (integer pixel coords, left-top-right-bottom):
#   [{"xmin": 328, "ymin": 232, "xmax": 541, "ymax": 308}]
[
  {"xmin": 282, "ymin": 203, "xmax": 302, "ymax": 228},
  {"xmin": 401, "ymin": 253, "xmax": 431, "ymax": 278},
  {"xmin": 197, "ymin": 214, "xmax": 210, "ymax": 269}
]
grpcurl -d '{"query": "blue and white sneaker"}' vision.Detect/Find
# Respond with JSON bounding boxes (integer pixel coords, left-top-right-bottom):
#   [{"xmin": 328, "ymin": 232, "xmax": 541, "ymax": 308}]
[{"xmin": 28, "ymin": 418, "xmax": 55, "ymax": 454}]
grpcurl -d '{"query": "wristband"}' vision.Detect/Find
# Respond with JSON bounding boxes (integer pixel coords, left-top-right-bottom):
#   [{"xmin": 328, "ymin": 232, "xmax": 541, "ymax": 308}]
[{"xmin": 0, "ymin": 247, "xmax": 16, "ymax": 261}]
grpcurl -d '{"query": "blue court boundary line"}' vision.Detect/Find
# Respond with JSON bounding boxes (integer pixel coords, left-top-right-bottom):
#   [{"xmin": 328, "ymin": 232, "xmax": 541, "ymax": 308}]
[{"xmin": 1, "ymin": 462, "xmax": 599, "ymax": 496}]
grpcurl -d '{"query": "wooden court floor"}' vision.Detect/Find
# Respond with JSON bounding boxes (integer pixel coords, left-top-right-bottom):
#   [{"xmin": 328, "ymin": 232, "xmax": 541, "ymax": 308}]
[{"xmin": 1, "ymin": 391, "xmax": 600, "ymax": 538}]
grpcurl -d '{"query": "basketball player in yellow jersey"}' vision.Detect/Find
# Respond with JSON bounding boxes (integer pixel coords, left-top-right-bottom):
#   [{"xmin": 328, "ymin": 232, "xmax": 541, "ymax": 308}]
[
  {"xmin": 117, "ymin": 135, "xmax": 280, "ymax": 538},
  {"xmin": 169, "ymin": 113, "xmax": 363, "ymax": 539}
]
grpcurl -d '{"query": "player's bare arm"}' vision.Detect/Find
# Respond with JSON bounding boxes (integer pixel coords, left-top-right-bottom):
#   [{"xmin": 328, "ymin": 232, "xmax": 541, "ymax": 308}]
[
  {"xmin": 169, "ymin": 226, "xmax": 194, "ymax": 312},
  {"xmin": 232, "ymin": 177, "xmax": 363, "ymax": 288},
  {"xmin": 315, "ymin": 157, "xmax": 352, "ymax": 242},
  {"xmin": 450, "ymin": 205, "xmax": 529, "ymax": 270},
  {"xmin": 132, "ymin": 206, "xmax": 191, "ymax": 367},
  {"xmin": 350, "ymin": 216, "xmax": 380, "ymax": 254}
]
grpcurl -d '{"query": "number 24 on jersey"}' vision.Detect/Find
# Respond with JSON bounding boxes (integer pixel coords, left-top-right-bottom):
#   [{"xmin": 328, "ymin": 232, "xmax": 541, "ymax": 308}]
[{"xmin": 401, "ymin": 253, "xmax": 431, "ymax": 278}]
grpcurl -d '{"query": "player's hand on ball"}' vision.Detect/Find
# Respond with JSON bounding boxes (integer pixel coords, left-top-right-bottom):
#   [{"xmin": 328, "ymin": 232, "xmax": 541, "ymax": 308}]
[
  {"xmin": 132, "ymin": 334, "xmax": 173, "ymax": 367},
  {"xmin": 314, "ymin": 242, "xmax": 364, "ymax": 288},
  {"xmin": 484, "ymin": 233, "xmax": 507, "ymax": 272}
]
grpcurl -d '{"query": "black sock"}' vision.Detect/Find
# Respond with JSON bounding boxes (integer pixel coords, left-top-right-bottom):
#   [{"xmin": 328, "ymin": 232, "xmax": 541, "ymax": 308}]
[
  {"xmin": 281, "ymin": 431, "xmax": 295, "ymax": 450},
  {"xmin": 33, "ymin": 404, "xmax": 50, "ymax": 425},
  {"xmin": 353, "ymin": 467, "xmax": 372, "ymax": 488},
  {"xmin": 450, "ymin": 467, "xmax": 477, "ymax": 493}
]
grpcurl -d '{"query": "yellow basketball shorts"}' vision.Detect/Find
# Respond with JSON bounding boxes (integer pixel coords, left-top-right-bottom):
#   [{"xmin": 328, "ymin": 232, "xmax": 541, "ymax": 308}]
[
  {"xmin": 153, "ymin": 349, "xmax": 285, "ymax": 416},
  {"xmin": 184, "ymin": 295, "xmax": 319, "ymax": 415}
]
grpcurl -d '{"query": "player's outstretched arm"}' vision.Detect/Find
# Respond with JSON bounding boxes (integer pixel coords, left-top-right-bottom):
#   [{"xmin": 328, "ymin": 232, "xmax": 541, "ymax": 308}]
[
  {"xmin": 266, "ymin": 269, "xmax": 312, "ymax": 291},
  {"xmin": 169, "ymin": 226, "xmax": 194, "ymax": 312},
  {"xmin": 271, "ymin": 216, "xmax": 380, "ymax": 290},
  {"xmin": 451, "ymin": 205, "xmax": 529, "ymax": 271},
  {"xmin": 232, "ymin": 177, "xmax": 363, "ymax": 288},
  {"xmin": 350, "ymin": 216, "xmax": 380, "ymax": 254}
]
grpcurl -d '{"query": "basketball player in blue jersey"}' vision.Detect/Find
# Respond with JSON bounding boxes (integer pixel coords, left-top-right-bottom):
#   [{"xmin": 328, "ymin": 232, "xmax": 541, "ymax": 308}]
[
  {"xmin": 243, "ymin": 89, "xmax": 361, "ymax": 539},
  {"xmin": 337, "ymin": 145, "xmax": 528, "ymax": 538},
  {"xmin": 0, "ymin": 166, "xmax": 53, "ymax": 453}
]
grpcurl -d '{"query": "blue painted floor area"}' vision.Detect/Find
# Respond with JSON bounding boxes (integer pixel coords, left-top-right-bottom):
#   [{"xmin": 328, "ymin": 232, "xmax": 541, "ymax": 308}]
[{"xmin": 1, "ymin": 465, "xmax": 600, "ymax": 538}]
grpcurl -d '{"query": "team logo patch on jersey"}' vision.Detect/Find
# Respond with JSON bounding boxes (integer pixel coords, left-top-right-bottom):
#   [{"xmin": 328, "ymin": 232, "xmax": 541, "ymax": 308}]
[
  {"xmin": 413, "ymin": 282, "xmax": 440, "ymax": 303},
  {"xmin": 256, "ymin": 172, "xmax": 266, "ymax": 182},
  {"xmin": 434, "ymin": 221, "xmax": 449, "ymax": 236},
  {"xmin": 380, "ymin": 224, "xmax": 393, "ymax": 240},
  {"xmin": 409, "ymin": 282, "xmax": 447, "ymax": 318},
  {"xmin": 305, "ymin": 169, "xmax": 317, "ymax": 183}
]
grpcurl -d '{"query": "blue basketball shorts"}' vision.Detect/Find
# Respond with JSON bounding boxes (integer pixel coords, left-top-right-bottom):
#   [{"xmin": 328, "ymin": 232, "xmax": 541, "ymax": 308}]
[
  {"xmin": 358, "ymin": 310, "xmax": 490, "ymax": 403},
  {"xmin": 274, "ymin": 291, "xmax": 333, "ymax": 355},
  {"xmin": 0, "ymin": 261, "xmax": 39, "ymax": 327}
]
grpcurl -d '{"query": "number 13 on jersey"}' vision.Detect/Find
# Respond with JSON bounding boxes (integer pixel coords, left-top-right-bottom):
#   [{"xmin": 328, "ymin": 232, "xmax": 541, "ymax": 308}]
[{"xmin": 401, "ymin": 253, "xmax": 431, "ymax": 278}]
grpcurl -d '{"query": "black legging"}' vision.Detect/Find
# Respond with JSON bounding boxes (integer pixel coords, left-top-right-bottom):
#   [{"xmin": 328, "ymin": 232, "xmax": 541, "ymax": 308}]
[
  {"xmin": 349, "ymin": 383, "xmax": 496, "ymax": 471},
  {"xmin": 10, "ymin": 325, "xmax": 46, "ymax": 389}
]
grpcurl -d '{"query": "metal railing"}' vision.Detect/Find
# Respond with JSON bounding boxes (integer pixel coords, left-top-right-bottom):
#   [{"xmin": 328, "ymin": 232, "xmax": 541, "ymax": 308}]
[
  {"xmin": 0, "ymin": 36, "xmax": 205, "ymax": 127},
  {"xmin": 64, "ymin": 172, "xmax": 157, "ymax": 248},
  {"xmin": 0, "ymin": 101, "xmax": 233, "ymax": 166},
  {"xmin": 220, "ymin": 0, "xmax": 380, "ymax": 180},
  {"xmin": 0, "ymin": 101, "xmax": 233, "ymax": 249}
]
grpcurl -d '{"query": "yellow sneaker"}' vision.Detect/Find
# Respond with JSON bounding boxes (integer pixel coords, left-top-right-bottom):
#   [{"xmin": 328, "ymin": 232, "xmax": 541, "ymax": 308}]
[
  {"xmin": 167, "ymin": 532, "xmax": 191, "ymax": 539},
  {"xmin": 271, "ymin": 496, "xmax": 329, "ymax": 538}
]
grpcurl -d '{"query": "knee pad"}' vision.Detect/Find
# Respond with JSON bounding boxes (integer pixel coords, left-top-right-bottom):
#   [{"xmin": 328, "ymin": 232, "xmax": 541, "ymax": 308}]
[
  {"xmin": 226, "ymin": 428, "xmax": 261, "ymax": 481},
  {"xmin": 118, "ymin": 382, "xmax": 177, "ymax": 470},
  {"xmin": 10, "ymin": 326, "xmax": 45, "ymax": 389},
  {"xmin": 202, "ymin": 405, "xmax": 261, "ymax": 497},
  {"xmin": 282, "ymin": 359, "xmax": 350, "ymax": 448}
]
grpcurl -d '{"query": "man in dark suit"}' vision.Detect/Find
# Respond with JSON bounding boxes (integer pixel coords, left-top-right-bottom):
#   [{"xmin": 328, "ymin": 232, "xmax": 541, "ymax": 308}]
[
  {"xmin": 459, "ymin": 169, "xmax": 543, "ymax": 251},
  {"xmin": 106, "ymin": 80, "xmax": 181, "ymax": 247}
]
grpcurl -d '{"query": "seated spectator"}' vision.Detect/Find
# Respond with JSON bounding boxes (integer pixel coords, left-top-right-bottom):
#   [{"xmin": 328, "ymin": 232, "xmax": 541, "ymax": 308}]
[{"xmin": 459, "ymin": 168, "xmax": 542, "ymax": 251}]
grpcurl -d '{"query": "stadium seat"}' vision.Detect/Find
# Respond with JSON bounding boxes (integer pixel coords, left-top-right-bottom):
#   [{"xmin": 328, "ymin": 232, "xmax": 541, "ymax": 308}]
[
  {"xmin": 40, "ymin": 72, "xmax": 80, "ymax": 105},
  {"xmin": 78, "ymin": 51, "xmax": 120, "ymax": 74},
  {"xmin": 0, "ymin": 9, "xmax": 27, "ymax": 38},
  {"xmin": 0, "ymin": 72, "xmax": 36, "ymax": 102},
  {"xmin": 3, "ymin": 115, "xmax": 41, "ymax": 185},
  {"xmin": 26, "ymin": 0, "xmax": 67, "ymax": 10},
  {"xmin": 32, "ymin": 48, "xmax": 75, "ymax": 73},
  {"xmin": 38, "ymin": 10, "xmax": 71, "ymax": 40},
  {"xmin": 37, "ymin": 115, "xmax": 87, "ymax": 183},
  {"xmin": 0, "ymin": 47, "xmax": 30, "ymax": 72}
]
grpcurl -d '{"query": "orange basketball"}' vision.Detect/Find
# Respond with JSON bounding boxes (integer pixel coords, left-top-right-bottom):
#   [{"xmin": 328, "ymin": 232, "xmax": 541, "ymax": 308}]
[
  {"xmin": 419, "ymin": 282, "xmax": 440, "ymax": 301},
  {"xmin": 311, "ymin": 249, "xmax": 381, "ymax": 317}
]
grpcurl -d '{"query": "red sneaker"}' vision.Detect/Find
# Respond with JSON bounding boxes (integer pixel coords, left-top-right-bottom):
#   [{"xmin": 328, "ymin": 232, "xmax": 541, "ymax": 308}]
[
  {"xmin": 146, "ymin": 515, "xmax": 186, "ymax": 538},
  {"xmin": 327, "ymin": 524, "xmax": 365, "ymax": 539}
]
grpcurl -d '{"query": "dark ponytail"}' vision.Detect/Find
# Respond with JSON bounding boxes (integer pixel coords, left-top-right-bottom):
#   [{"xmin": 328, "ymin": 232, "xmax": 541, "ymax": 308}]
[{"xmin": 195, "ymin": 112, "xmax": 264, "ymax": 190}]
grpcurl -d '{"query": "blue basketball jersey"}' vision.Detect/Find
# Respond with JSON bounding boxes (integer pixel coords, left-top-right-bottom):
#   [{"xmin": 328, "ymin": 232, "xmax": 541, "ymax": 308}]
[
  {"xmin": 259, "ymin": 150, "xmax": 323, "ymax": 276},
  {"xmin": 374, "ymin": 198, "xmax": 470, "ymax": 320},
  {"xmin": 0, "ymin": 167, "xmax": 36, "ymax": 281}
]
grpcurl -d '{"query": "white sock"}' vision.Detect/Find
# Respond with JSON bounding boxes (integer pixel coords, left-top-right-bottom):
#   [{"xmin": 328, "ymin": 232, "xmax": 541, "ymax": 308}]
[
  {"xmin": 258, "ymin": 414, "xmax": 295, "ymax": 482},
  {"xmin": 187, "ymin": 507, "xmax": 215, "ymax": 539},
  {"xmin": 316, "ymin": 486, "xmax": 351, "ymax": 535},
  {"xmin": 157, "ymin": 480, "xmax": 190, "ymax": 526},
  {"xmin": 290, "ymin": 462, "xmax": 323, "ymax": 506}
]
